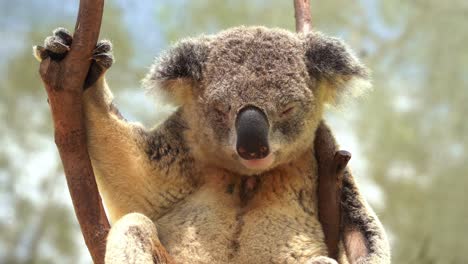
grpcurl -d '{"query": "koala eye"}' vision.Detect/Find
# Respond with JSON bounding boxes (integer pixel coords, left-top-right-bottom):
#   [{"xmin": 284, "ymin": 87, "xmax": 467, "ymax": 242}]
[
  {"xmin": 279, "ymin": 105, "xmax": 296, "ymax": 118},
  {"xmin": 213, "ymin": 104, "xmax": 231, "ymax": 116},
  {"xmin": 215, "ymin": 107, "xmax": 226, "ymax": 115}
]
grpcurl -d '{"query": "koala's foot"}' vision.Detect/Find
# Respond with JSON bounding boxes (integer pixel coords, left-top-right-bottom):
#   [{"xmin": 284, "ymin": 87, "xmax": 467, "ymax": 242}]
[
  {"xmin": 33, "ymin": 27, "xmax": 114, "ymax": 89},
  {"xmin": 306, "ymin": 256, "xmax": 338, "ymax": 264},
  {"xmin": 106, "ymin": 213, "xmax": 175, "ymax": 264}
]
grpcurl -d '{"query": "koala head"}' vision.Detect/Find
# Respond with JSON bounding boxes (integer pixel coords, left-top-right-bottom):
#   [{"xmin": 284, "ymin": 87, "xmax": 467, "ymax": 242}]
[{"xmin": 144, "ymin": 26, "xmax": 369, "ymax": 175}]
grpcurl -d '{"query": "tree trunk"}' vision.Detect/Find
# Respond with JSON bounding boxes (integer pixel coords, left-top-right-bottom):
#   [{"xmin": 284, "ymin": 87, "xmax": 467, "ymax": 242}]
[{"xmin": 37, "ymin": 1, "xmax": 109, "ymax": 263}]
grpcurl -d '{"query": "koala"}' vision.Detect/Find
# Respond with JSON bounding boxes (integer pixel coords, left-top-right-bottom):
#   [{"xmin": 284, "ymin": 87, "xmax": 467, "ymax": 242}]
[{"xmin": 34, "ymin": 26, "xmax": 390, "ymax": 264}]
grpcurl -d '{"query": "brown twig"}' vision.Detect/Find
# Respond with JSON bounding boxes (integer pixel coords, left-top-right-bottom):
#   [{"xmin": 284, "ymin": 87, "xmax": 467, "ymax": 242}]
[
  {"xmin": 314, "ymin": 122, "xmax": 350, "ymax": 260},
  {"xmin": 38, "ymin": 1, "xmax": 109, "ymax": 263},
  {"xmin": 293, "ymin": 0, "xmax": 312, "ymax": 34}
]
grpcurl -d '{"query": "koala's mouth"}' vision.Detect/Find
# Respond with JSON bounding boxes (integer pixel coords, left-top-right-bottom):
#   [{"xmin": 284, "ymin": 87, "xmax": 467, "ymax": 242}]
[{"xmin": 239, "ymin": 153, "xmax": 274, "ymax": 170}]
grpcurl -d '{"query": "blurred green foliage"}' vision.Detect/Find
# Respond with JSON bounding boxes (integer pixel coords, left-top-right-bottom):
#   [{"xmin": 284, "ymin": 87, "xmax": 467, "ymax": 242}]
[{"xmin": 0, "ymin": 0, "xmax": 466, "ymax": 263}]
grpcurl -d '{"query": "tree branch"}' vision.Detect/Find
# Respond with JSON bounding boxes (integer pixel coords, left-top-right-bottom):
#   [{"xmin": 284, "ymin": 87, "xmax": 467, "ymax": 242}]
[
  {"xmin": 314, "ymin": 122, "xmax": 350, "ymax": 260},
  {"xmin": 38, "ymin": 1, "xmax": 109, "ymax": 263},
  {"xmin": 294, "ymin": 0, "xmax": 312, "ymax": 34}
]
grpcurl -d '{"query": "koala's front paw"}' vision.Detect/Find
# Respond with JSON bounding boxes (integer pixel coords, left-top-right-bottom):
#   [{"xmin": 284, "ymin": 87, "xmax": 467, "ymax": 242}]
[
  {"xmin": 306, "ymin": 256, "xmax": 338, "ymax": 264},
  {"xmin": 33, "ymin": 27, "xmax": 114, "ymax": 89},
  {"xmin": 33, "ymin": 28, "xmax": 72, "ymax": 61}
]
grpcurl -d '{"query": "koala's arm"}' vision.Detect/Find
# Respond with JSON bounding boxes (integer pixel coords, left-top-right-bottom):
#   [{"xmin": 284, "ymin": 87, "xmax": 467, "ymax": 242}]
[
  {"xmin": 315, "ymin": 122, "xmax": 390, "ymax": 264},
  {"xmin": 83, "ymin": 65, "xmax": 197, "ymax": 223},
  {"xmin": 35, "ymin": 29, "xmax": 195, "ymax": 223},
  {"xmin": 83, "ymin": 79, "xmax": 187, "ymax": 222}
]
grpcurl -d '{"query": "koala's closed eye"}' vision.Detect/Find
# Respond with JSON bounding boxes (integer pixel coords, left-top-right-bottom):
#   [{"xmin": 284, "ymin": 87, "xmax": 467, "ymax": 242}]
[
  {"xmin": 214, "ymin": 107, "xmax": 227, "ymax": 116},
  {"xmin": 212, "ymin": 102, "xmax": 231, "ymax": 115},
  {"xmin": 209, "ymin": 101, "xmax": 231, "ymax": 123},
  {"xmin": 279, "ymin": 105, "xmax": 295, "ymax": 118},
  {"xmin": 278, "ymin": 102, "xmax": 300, "ymax": 118}
]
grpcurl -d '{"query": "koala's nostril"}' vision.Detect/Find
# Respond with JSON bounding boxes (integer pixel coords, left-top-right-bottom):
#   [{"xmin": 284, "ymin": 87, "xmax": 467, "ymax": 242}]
[
  {"xmin": 237, "ymin": 144, "xmax": 270, "ymax": 160},
  {"xmin": 238, "ymin": 146, "xmax": 246, "ymax": 154},
  {"xmin": 258, "ymin": 145, "xmax": 270, "ymax": 158},
  {"xmin": 240, "ymin": 145, "xmax": 269, "ymax": 160}
]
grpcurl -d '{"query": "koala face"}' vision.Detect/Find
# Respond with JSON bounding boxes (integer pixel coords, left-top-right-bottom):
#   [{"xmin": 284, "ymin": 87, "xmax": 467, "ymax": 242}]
[{"xmin": 144, "ymin": 26, "xmax": 369, "ymax": 175}]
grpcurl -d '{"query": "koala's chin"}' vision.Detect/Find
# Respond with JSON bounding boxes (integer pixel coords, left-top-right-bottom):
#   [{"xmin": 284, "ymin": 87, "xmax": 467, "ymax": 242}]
[
  {"xmin": 239, "ymin": 153, "xmax": 275, "ymax": 171},
  {"xmin": 208, "ymin": 150, "xmax": 274, "ymax": 176}
]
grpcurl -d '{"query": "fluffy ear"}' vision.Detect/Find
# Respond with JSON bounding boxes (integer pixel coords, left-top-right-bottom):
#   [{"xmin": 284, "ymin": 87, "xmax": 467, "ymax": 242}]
[
  {"xmin": 143, "ymin": 37, "xmax": 211, "ymax": 105},
  {"xmin": 303, "ymin": 32, "xmax": 371, "ymax": 105}
]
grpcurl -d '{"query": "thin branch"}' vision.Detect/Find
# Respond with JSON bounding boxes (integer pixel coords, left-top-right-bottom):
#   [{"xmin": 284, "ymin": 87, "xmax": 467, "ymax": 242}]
[
  {"xmin": 314, "ymin": 122, "xmax": 350, "ymax": 260},
  {"xmin": 294, "ymin": 0, "xmax": 312, "ymax": 33},
  {"xmin": 37, "ymin": 1, "xmax": 109, "ymax": 263}
]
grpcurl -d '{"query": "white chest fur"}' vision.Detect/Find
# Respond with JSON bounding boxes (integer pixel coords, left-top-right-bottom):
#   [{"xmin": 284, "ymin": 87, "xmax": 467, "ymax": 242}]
[{"xmin": 156, "ymin": 152, "xmax": 327, "ymax": 264}]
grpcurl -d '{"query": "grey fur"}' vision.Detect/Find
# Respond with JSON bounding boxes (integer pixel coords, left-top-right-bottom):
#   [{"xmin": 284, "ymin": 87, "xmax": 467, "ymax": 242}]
[
  {"xmin": 143, "ymin": 37, "xmax": 211, "ymax": 96},
  {"xmin": 145, "ymin": 26, "xmax": 369, "ymax": 102},
  {"xmin": 303, "ymin": 32, "xmax": 368, "ymax": 80},
  {"xmin": 143, "ymin": 26, "xmax": 371, "ymax": 176},
  {"xmin": 34, "ymin": 26, "xmax": 389, "ymax": 264}
]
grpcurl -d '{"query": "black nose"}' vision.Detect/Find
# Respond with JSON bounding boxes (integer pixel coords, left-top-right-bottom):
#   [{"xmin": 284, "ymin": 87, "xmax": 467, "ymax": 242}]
[{"xmin": 235, "ymin": 106, "xmax": 270, "ymax": 160}]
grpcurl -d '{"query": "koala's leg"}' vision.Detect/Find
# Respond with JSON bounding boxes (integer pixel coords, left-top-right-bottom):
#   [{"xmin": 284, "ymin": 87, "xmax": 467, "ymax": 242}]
[
  {"xmin": 314, "ymin": 122, "xmax": 390, "ymax": 264},
  {"xmin": 341, "ymin": 171, "xmax": 391, "ymax": 264},
  {"xmin": 106, "ymin": 213, "xmax": 175, "ymax": 264}
]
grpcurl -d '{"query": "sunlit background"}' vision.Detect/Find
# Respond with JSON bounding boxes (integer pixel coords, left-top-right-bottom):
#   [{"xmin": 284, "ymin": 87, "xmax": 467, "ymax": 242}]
[{"xmin": 1, "ymin": 0, "xmax": 467, "ymax": 263}]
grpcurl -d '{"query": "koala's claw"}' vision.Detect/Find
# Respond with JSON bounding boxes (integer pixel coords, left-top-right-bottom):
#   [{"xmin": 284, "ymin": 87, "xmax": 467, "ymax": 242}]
[
  {"xmin": 33, "ymin": 45, "xmax": 48, "ymax": 61},
  {"xmin": 44, "ymin": 34, "xmax": 70, "ymax": 55},
  {"xmin": 33, "ymin": 28, "xmax": 72, "ymax": 61},
  {"xmin": 94, "ymin": 39, "xmax": 112, "ymax": 54},
  {"xmin": 34, "ymin": 27, "xmax": 114, "ymax": 88},
  {"xmin": 33, "ymin": 28, "xmax": 114, "ymax": 69},
  {"xmin": 92, "ymin": 40, "xmax": 114, "ymax": 69},
  {"xmin": 52, "ymin": 27, "xmax": 73, "ymax": 47}
]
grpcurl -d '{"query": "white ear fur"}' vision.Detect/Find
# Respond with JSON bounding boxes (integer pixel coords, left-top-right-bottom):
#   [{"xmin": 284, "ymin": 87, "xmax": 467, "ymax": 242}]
[
  {"xmin": 144, "ymin": 78, "xmax": 195, "ymax": 107},
  {"xmin": 326, "ymin": 75, "xmax": 372, "ymax": 107},
  {"xmin": 303, "ymin": 31, "xmax": 371, "ymax": 107},
  {"xmin": 142, "ymin": 36, "xmax": 211, "ymax": 106}
]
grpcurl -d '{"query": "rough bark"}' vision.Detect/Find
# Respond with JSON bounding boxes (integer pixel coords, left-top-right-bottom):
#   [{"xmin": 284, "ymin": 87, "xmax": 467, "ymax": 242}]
[
  {"xmin": 314, "ymin": 122, "xmax": 350, "ymax": 260},
  {"xmin": 37, "ymin": 1, "xmax": 109, "ymax": 263},
  {"xmin": 293, "ymin": 0, "xmax": 349, "ymax": 261},
  {"xmin": 294, "ymin": 0, "xmax": 312, "ymax": 34}
]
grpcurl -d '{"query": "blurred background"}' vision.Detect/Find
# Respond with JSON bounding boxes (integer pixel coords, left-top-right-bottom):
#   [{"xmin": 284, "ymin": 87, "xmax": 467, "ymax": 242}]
[{"xmin": 1, "ymin": 0, "xmax": 467, "ymax": 263}]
